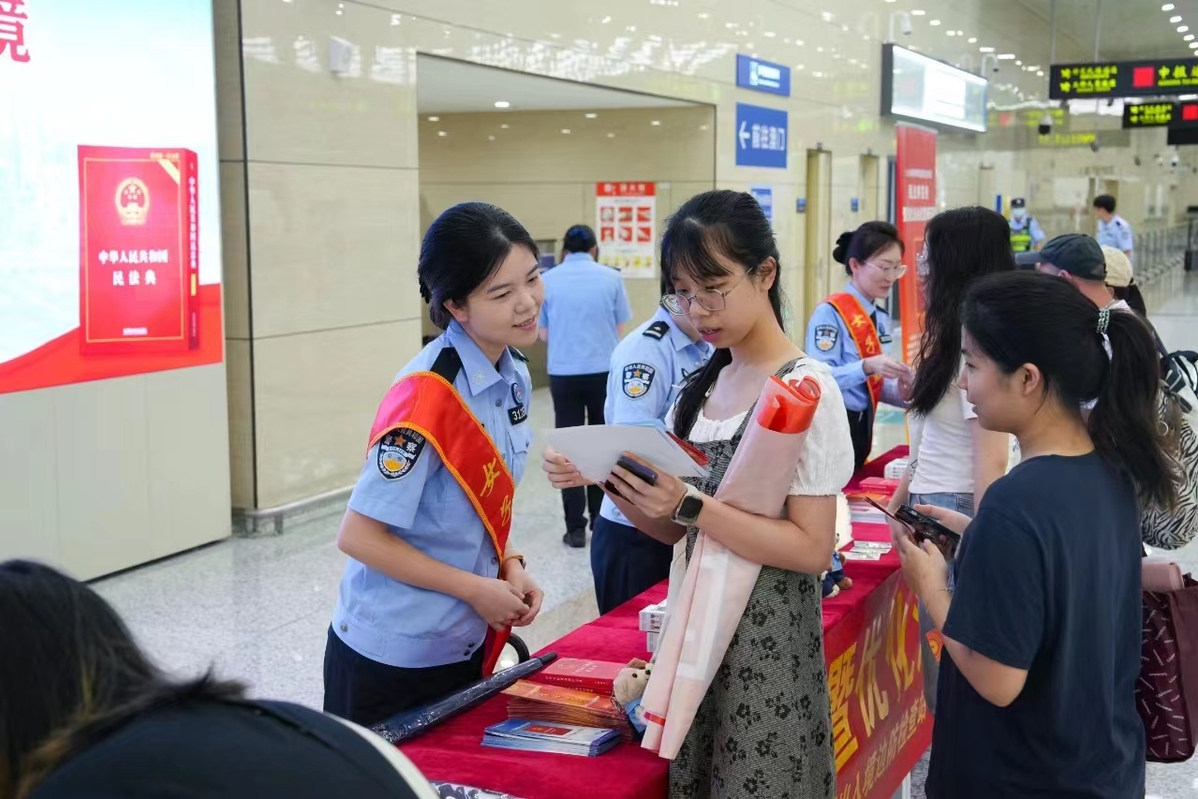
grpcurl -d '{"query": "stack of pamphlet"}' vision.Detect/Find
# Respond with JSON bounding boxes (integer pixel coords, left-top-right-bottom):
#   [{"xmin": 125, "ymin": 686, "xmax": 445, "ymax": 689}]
[
  {"xmin": 502, "ymin": 680, "xmax": 633, "ymax": 740},
  {"xmin": 482, "ymin": 719, "xmax": 621, "ymax": 757}
]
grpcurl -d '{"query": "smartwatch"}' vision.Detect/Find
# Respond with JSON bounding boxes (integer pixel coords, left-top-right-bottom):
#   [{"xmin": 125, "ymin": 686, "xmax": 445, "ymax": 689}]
[{"xmin": 671, "ymin": 484, "xmax": 705, "ymax": 526}]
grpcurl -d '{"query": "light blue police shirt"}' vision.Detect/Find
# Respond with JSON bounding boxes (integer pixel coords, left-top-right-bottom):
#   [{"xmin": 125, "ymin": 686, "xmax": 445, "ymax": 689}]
[
  {"xmin": 539, "ymin": 252, "xmax": 633, "ymax": 376},
  {"xmin": 332, "ymin": 320, "xmax": 533, "ymax": 668},
  {"xmin": 805, "ymin": 282, "xmax": 898, "ymax": 414},
  {"xmin": 598, "ymin": 307, "xmax": 713, "ymax": 527},
  {"xmin": 1097, "ymin": 214, "xmax": 1134, "ymax": 256},
  {"xmin": 1009, "ymin": 215, "xmax": 1046, "ymax": 246}
]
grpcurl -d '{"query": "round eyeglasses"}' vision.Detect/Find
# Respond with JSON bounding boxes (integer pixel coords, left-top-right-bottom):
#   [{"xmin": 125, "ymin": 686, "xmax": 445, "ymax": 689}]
[
  {"xmin": 863, "ymin": 260, "xmax": 908, "ymax": 278},
  {"xmin": 662, "ymin": 272, "xmax": 749, "ymax": 315}
]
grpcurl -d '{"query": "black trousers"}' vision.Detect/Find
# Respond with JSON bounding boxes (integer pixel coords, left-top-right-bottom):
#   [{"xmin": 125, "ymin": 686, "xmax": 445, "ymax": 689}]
[
  {"xmin": 846, "ymin": 407, "xmax": 874, "ymax": 475},
  {"xmin": 322, "ymin": 627, "xmax": 483, "ymax": 728},
  {"xmin": 549, "ymin": 372, "xmax": 608, "ymax": 533},
  {"xmin": 591, "ymin": 515, "xmax": 674, "ymax": 615}
]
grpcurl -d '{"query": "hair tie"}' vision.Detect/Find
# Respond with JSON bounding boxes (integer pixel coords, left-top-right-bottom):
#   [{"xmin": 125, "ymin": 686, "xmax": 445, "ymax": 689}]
[{"xmin": 1096, "ymin": 308, "xmax": 1110, "ymax": 336}]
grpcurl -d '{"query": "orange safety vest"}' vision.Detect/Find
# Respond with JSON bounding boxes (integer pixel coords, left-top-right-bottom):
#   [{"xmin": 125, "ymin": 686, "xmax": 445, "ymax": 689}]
[
  {"xmin": 825, "ymin": 293, "xmax": 884, "ymax": 409},
  {"xmin": 367, "ymin": 347, "xmax": 516, "ymax": 676}
]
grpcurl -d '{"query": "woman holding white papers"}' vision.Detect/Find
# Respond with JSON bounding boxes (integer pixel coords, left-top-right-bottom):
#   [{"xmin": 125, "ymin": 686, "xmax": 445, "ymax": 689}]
[{"xmin": 545, "ymin": 190, "xmax": 853, "ymax": 799}]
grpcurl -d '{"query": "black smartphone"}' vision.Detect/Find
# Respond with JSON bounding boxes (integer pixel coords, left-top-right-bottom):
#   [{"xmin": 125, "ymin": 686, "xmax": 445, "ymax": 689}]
[
  {"xmin": 865, "ymin": 497, "xmax": 960, "ymax": 557},
  {"xmin": 615, "ymin": 456, "xmax": 658, "ymax": 486}
]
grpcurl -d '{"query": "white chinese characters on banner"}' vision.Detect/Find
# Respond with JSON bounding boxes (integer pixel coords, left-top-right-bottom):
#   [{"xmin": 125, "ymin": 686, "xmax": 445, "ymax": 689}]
[{"xmin": 595, "ymin": 181, "xmax": 656, "ymax": 279}]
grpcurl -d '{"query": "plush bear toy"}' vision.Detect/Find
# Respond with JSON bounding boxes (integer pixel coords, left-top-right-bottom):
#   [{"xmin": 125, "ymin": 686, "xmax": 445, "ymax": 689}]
[{"xmin": 613, "ymin": 658, "xmax": 653, "ymax": 734}]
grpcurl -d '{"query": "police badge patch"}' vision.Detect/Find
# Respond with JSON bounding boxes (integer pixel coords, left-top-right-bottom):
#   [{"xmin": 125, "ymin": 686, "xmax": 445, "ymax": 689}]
[
  {"xmin": 509, "ymin": 382, "xmax": 528, "ymax": 425},
  {"xmin": 622, "ymin": 362, "xmax": 656, "ymax": 399},
  {"xmin": 814, "ymin": 325, "xmax": 839, "ymax": 352},
  {"xmin": 377, "ymin": 428, "xmax": 426, "ymax": 480}
]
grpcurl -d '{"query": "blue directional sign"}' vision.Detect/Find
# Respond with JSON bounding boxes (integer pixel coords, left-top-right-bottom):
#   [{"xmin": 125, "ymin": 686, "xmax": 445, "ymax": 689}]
[
  {"xmin": 735, "ymin": 103, "xmax": 788, "ymax": 169},
  {"xmin": 736, "ymin": 54, "xmax": 791, "ymax": 97},
  {"xmin": 749, "ymin": 185, "xmax": 773, "ymax": 224}
]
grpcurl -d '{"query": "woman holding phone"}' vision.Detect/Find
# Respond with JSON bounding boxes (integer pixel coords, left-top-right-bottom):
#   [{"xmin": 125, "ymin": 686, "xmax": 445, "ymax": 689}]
[
  {"xmin": 897, "ymin": 271, "xmax": 1175, "ymax": 798},
  {"xmin": 545, "ymin": 189, "xmax": 853, "ymax": 798}
]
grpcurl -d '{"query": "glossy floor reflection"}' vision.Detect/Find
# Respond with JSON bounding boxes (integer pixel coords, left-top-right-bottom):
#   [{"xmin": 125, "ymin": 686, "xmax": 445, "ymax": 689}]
[{"xmin": 92, "ymin": 266, "xmax": 1198, "ymax": 796}]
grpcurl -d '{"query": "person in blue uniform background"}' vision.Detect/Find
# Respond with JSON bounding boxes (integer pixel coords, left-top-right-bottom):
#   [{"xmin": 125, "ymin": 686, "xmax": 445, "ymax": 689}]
[
  {"xmin": 1093, "ymin": 193, "xmax": 1134, "ymax": 262},
  {"xmin": 1007, "ymin": 197, "xmax": 1046, "ymax": 253},
  {"xmin": 805, "ymin": 221, "xmax": 913, "ymax": 472},
  {"xmin": 590, "ymin": 272, "xmax": 713, "ymax": 614},
  {"xmin": 324, "ymin": 203, "xmax": 545, "ymax": 727}
]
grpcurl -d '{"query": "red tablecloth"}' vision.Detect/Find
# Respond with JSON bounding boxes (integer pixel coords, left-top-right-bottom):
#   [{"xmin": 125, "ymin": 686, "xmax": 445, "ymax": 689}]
[{"xmin": 402, "ymin": 448, "xmax": 923, "ymax": 799}]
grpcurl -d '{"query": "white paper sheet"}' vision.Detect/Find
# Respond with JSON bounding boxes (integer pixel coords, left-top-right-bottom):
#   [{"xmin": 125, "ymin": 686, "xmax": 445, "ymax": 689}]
[{"xmin": 545, "ymin": 424, "xmax": 709, "ymax": 484}]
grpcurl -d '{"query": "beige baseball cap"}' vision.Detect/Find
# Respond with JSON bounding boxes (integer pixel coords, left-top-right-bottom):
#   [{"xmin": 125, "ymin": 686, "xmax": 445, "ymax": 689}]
[{"xmin": 1102, "ymin": 246, "xmax": 1133, "ymax": 288}]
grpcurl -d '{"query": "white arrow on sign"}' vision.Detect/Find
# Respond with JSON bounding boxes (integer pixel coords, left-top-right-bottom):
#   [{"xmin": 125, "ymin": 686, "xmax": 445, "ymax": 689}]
[{"xmin": 738, "ymin": 121, "xmax": 750, "ymax": 149}]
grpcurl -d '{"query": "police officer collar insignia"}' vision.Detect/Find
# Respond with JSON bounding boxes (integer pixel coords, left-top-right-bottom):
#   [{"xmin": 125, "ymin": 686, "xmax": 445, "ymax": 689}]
[
  {"xmin": 378, "ymin": 428, "xmax": 425, "ymax": 480},
  {"xmin": 814, "ymin": 324, "xmax": 838, "ymax": 352},
  {"xmin": 508, "ymin": 346, "xmax": 529, "ymax": 362},
  {"xmin": 623, "ymin": 362, "xmax": 656, "ymax": 398},
  {"xmin": 509, "ymin": 382, "xmax": 528, "ymax": 425},
  {"xmin": 643, "ymin": 320, "xmax": 669, "ymax": 340}
]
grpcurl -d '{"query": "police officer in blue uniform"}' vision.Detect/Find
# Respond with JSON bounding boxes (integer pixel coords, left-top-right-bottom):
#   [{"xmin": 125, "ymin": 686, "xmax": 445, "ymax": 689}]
[
  {"xmin": 324, "ymin": 204, "xmax": 545, "ymax": 727},
  {"xmin": 590, "ymin": 274, "xmax": 713, "ymax": 614},
  {"xmin": 1008, "ymin": 198, "xmax": 1046, "ymax": 253},
  {"xmin": 805, "ymin": 222, "xmax": 913, "ymax": 472},
  {"xmin": 1094, "ymin": 193, "xmax": 1134, "ymax": 262},
  {"xmin": 539, "ymin": 225, "xmax": 634, "ymax": 548}
]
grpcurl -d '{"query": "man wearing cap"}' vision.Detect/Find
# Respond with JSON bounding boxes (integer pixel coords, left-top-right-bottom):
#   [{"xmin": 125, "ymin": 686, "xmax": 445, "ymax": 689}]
[
  {"xmin": 1007, "ymin": 198, "xmax": 1046, "ymax": 253},
  {"xmin": 1015, "ymin": 233, "xmax": 1115, "ymax": 308}
]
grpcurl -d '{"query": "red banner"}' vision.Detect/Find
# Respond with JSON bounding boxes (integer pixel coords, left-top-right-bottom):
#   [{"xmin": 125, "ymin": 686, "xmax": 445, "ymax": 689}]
[
  {"xmin": 894, "ymin": 124, "xmax": 937, "ymax": 365},
  {"xmin": 826, "ymin": 571, "xmax": 933, "ymax": 799}
]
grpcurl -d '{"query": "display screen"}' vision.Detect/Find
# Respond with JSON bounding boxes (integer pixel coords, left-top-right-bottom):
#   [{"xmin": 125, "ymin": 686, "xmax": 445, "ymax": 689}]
[
  {"xmin": 0, "ymin": 0, "xmax": 223, "ymax": 395},
  {"xmin": 1123, "ymin": 102, "xmax": 1177, "ymax": 128},
  {"xmin": 881, "ymin": 44, "xmax": 988, "ymax": 133},
  {"xmin": 1051, "ymin": 59, "xmax": 1198, "ymax": 100}
]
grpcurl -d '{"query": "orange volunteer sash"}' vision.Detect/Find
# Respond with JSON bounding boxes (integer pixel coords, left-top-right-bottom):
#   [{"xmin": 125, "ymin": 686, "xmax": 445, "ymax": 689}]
[
  {"xmin": 367, "ymin": 348, "xmax": 517, "ymax": 676},
  {"xmin": 826, "ymin": 293, "xmax": 884, "ymax": 409}
]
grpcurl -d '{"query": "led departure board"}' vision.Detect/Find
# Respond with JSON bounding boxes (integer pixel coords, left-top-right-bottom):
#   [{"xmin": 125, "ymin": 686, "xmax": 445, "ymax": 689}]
[
  {"xmin": 1123, "ymin": 102, "xmax": 1176, "ymax": 128},
  {"xmin": 1051, "ymin": 59, "xmax": 1198, "ymax": 100}
]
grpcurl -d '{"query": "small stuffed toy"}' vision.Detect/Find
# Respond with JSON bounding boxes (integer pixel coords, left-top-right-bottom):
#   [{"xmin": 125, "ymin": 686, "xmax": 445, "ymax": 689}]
[
  {"xmin": 614, "ymin": 658, "xmax": 652, "ymax": 734},
  {"xmin": 821, "ymin": 551, "xmax": 853, "ymax": 599}
]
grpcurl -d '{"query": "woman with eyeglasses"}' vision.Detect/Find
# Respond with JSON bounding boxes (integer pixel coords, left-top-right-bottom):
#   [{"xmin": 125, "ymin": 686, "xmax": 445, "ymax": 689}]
[
  {"xmin": 544, "ymin": 189, "xmax": 853, "ymax": 798},
  {"xmin": 805, "ymin": 221, "xmax": 915, "ymax": 472}
]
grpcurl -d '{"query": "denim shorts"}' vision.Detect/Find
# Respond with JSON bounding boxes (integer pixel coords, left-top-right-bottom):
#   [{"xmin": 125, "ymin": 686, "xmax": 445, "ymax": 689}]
[{"xmin": 908, "ymin": 491, "xmax": 974, "ymax": 716}]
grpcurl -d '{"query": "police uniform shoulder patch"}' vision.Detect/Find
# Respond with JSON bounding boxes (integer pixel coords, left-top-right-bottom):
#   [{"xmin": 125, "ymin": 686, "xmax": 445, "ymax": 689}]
[
  {"xmin": 507, "ymin": 346, "xmax": 529, "ymax": 362},
  {"xmin": 814, "ymin": 324, "xmax": 839, "ymax": 352},
  {"xmin": 643, "ymin": 321, "xmax": 670, "ymax": 340},
  {"xmin": 377, "ymin": 428, "xmax": 426, "ymax": 480},
  {"xmin": 622, "ymin": 362, "xmax": 656, "ymax": 399}
]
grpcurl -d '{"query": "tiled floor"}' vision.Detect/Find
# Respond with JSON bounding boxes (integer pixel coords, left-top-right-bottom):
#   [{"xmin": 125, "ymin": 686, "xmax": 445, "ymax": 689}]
[{"xmin": 93, "ymin": 265, "xmax": 1198, "ymax": 796}]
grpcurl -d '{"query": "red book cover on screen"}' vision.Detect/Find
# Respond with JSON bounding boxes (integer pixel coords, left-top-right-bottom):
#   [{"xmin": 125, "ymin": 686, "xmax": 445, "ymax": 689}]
[
  {"xmin": 528, "ymin": 658, "xmax": 625, "ymax": 696},
  {"xmin": 78, "ymin": 146, "xmax": 199, "ymax": 355}
]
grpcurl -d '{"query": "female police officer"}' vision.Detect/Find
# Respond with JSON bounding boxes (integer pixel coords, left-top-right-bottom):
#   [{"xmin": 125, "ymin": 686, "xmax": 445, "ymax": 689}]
[
  {"xmin": 323, "ymin": 203, "xmax": 545, "ymax": 726},
  {"xmin": 590, "ymin": 272, "xmax": 713, "ymax": 614},
  {"xmin": 805, "ymin": 221, "xmax": 913, "ymax": 472}
]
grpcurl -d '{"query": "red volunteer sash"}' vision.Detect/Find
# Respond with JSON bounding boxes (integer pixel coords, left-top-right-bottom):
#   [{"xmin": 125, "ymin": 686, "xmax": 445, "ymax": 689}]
[
  {"xmin": 368, "ymin": 368, "xmax": 516, "ymax": 676},
  {"xmin": 827, "ymin": 293, "xmax": 884, "ymax": 409}
]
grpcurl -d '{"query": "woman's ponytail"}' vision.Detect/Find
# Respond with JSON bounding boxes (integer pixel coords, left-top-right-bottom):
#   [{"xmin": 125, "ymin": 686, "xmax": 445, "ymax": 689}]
[{"xmin": 1089, "ymin": 309, "xmax": 1179, "ymax": 510}]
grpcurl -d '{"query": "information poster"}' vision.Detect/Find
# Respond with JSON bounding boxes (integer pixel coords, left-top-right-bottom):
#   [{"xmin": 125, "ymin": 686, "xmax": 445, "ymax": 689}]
[
  {"xmin": 894, "ymin": 124, "xmax": 937, "ymax": 365},
  {"xmin": 596, "ymin": 182, "xmax": 656, "ymax": 279},
  {"xmin": 0, "ymin": 0, "xmax": 223, "ymax": 395}
]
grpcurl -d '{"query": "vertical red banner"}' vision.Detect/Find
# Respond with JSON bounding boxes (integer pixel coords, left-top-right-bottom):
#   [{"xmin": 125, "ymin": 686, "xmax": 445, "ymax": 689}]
[{"xmin": 894, "ymin": 124, "xmax": 937, "ymax": 365}]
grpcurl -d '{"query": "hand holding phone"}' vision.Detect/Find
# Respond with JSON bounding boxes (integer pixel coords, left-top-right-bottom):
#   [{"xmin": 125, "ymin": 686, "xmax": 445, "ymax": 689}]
[{"xmin": 865, "ymin": 498, "xmax": 960, "ymax": 559}]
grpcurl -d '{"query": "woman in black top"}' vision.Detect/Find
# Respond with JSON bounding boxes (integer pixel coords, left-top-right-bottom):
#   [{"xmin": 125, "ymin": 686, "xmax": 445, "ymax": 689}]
[
  {"xmin": 0, "ymin": 560, "xmax": 435, "ymax": 799},
  {"xmin": 896, "ymin": 271, "xmax": 1177, "ymax": 798}
]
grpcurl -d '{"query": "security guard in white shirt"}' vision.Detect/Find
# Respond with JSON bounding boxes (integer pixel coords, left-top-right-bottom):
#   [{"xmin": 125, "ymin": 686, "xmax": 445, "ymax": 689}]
[{"xmin": 1094, "ymin": 193, "xmax": 1134, "ymax": 261}]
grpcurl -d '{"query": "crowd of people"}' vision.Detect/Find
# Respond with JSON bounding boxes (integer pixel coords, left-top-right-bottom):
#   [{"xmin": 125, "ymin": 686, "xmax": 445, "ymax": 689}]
[{"xmin": 2, "ymin": 188, "xmax": 1190, "ymax": 799}]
